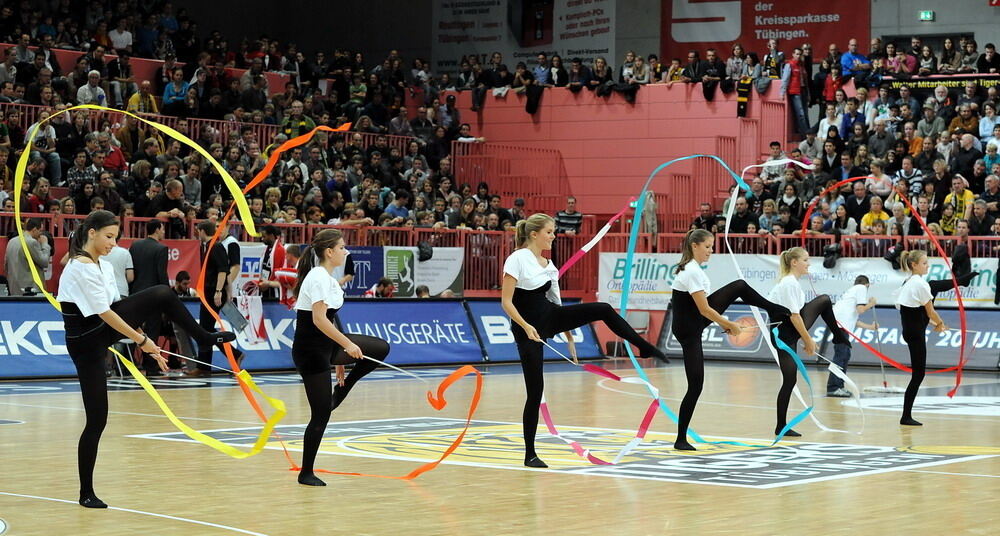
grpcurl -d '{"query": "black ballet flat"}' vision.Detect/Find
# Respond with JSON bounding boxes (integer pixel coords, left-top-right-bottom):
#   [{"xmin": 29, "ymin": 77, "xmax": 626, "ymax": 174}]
[
  {"xmin": 79, "ymin": 495, "xmax": 108, "ymax": 509},
  {"xmin": 900, "ymin": 417, "xmax": 923, "ymax": 426},
  {"xmin": 673, "ymin": 439, "xmax": 697, "ymax": 451},
  {"xmin": 524, "ymin": 456, "xmax": 548, "ymax": 468},
  {"xmin": 776, "ymin": 428, "xmax": 802, "ymax": 437},
  {"xmin": 214, "ymin": 331, "xmax": 237, "ymax": 344}
]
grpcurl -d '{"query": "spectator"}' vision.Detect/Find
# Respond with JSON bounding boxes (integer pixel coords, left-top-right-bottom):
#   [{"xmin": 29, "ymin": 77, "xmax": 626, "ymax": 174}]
[
  {"xmin": 729, "ymin": 196, "xmax": 755, "ymax": 233},
  {"xmin": 945, "ymin": 174, "xmax": 976, "ymax": 220},
  {"xmin": 415, "ymin": 285, "xmax": 430, "ymax": 298},
  {"xmin": 191, "ymin": 221, "xmax": 243, "ymax": 376},
  {"xmin": 860, "ymin": 195, "xmax": 890, "ymax": 234},
  {"xmin": 958, "ymin": 40, "xmax": 979, "ymax": 73},
  {"xmin": 780, "ymin": 47, "xmax": 810, "ymax": 135},
  {"xmin": 865, "ymin": 159, "xmax": 893, "ymax": 198},
  {"xmin": 363, "ymin": 277, "xmax": 395, "ymax": 298},
  {"xmin": 978, "ymin": 43, "xmax": 1000, "ymax": 74},
  {"xmin": 951, "ymin": 133, "xmax": 985, "ymax": 181},
  {"xmin": 162, "ymin": 67, "xmax": 189, "ymax": 115},
  {"xmin": 949, "ymin": 105, "xmax": 979, "ymax": 136},
  {"xmin": 762, "ymin": 38, "xmax": 785, "ymax": 79},
  {"xmin": 981, "ymin": 175, "xmax": 1000, "ymax": 216},
  {"xmin": 840, "ymin": 38, "xmax": 872, "ymax": 82},
  {"xmin": 555, "ymin": 196, "xmax": 583, "ymax": 235},
  {"xmin": 173, "ymin": 271, "xmax": 198, "ymax": 297},
  {"xmin": 968, "ymin": 199, "xmax": 995, "ymax": 235},
  {"xmin": 4, "ymin": 217, "xmax": 50, "ymax": 295},
  {"xmin": 678, "ymin": 50, "xmax": 703, "ymax": 84},
  {"xmin": 844, "ymin": 181, "xmax": 872, "ymax": 222},
  {"xmin": 76, "ymin": 70, "xmax": 107, "ymax": 105},
  {"xmin": 917, "ymin": 45, "xmax": 938, "ymax": 76},
  {"xmin": 817, "ymin": 103, "xmax": 842, "ymax": 143}
]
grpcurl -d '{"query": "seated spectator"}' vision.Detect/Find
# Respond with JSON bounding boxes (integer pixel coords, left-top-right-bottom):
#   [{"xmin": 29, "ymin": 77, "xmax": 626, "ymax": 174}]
[
  {"xmin": 817, "ymin": 104, "xmax": 842, "ymax": 143},
  {"xmin": 917, "ymin": 45, "xmax": 938, "ymax": 76},
  {"xmin": 951, "ymin": 133, "xmax": 985, "ymax": 181},
  {"xmin": 968, "ymin": 199, "xmax": 995, "ymax": 235},
  {"xmin": 978, "ymin": 43, "xmax": 1000, "ymax": 74},
  {"xmin": 958, "ymin": 40, "xmax": 979, "ymax": 73},
  {"xmin": 828, "ymin": 204, "xmax": 858, "ymax": 235},
  {"xmin": 729, "ymin": 196, "xmax": 755, "ymax": 232},
  {"xmin": 944, "ymin": 174, "xmax": 976, "ymax": 220},
  {"xmin": 860, "ymin": 196, "xmax": 890, "ymax": 234},
  {"xmin": 76, "ymin": 69, "xmax": 106, "ymax": 105},
  {"xmin": 362, "ymin": 277, "xmax": 395, "ymax": 298},
  {"xmin": 949, "ymin": 105, "xmax": 979, "ymax": 136},
  {"xmin": 691, "ymin": 201, "xmax": 715, "ymax": 230},
  {"xmin": 979, "ymin": 102, "xmax": 998, "ymax": 142},
  {"xmin": 865, "ymin": 159, "xmax": 894, "ymax": 198}
]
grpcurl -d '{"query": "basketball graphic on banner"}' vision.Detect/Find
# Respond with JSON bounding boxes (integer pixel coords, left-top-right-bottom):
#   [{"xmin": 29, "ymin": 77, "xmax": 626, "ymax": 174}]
[{"xmin": 727, "ymin": 316, "xmax": 760, "ymax": 347}]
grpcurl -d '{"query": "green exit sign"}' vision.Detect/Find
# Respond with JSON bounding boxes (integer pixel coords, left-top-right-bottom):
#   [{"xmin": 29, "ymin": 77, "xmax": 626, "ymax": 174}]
[{"xmin": 919, "ymin": 10, "xmax": 935, "ymax": 21}]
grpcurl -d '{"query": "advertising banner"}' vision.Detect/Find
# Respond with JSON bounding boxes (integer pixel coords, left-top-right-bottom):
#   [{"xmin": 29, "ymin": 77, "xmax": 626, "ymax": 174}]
[
  {"xmin": 599, "ymin": 253, "xmax": 1000, "ymax": 310},
  {"xmin": 660, "ymin": 0, "xmax": 870, "ymax": 70},
  {"xmin": 336, "ymin": 246, "xmax": 385, "ymax": 296},
  {"xmin": 384, "ymin": 246, "xmax": 464, "ymax": 297},
  {"xmin": 660, "ymin": 304, "xmax": 1000, "ymax": 371},
  {"xmin": 466, "ymin": 299, "xmax": 603, "ymax": 362},
  {"xmin": 336, "ymin": 299, "xmax": 483, "ymax": 365},
  {"xmin": 431, "ymin": 0, "xmax": 616, "ymax": 75}
]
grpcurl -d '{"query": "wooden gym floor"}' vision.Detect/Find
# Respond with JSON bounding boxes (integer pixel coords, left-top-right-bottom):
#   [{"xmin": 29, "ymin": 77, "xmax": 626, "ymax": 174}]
[{"xmin": 0, "ymin": 359, "xmax": 997, "ymax": 536}]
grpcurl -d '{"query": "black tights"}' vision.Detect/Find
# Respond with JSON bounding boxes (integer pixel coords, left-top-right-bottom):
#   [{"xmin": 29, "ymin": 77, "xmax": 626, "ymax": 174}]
[
  {"xmin": 298, "ymin": 334, "xmax": 390, "ymax": 486},
  {"xmin": 674, "ymin": 280, "xmax": 790, "ymax": 449},
  {"xmin": 516, "ymin": 302, "xmax": 664, "ymax": 464},
  {"xmin": 773, "ymin": 294, "xmax": 848, "ymax": 435},
  {"xmin": 72, "ymin": 285, "xmax": 225, "ymax": 507},
  {"xmin": 901, "ymin": 319, "xmax": 928, "ymax": 425}
]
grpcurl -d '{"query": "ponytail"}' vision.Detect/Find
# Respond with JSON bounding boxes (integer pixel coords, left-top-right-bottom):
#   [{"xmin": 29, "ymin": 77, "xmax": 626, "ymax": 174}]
[
  {"xmin": 778, "ymin": 247, "xmax": 807, "ymax": 278},
  {"xmin": 899, "ymin": 250, "xmax": 926, "ymax": 273},
  {"xmin": 674, "ymin": 229, "xmax": 713, "ymax": 274},
  {"xmin": 514, "ymin": 213, "xmax": 554, "ymax": 248},
  {"xmin": 68, "ymin": 210, "xmax": 118, "ymax": 263},
  {"xmin": 293, "ymin": 228, "xmax": 344, "ymax": 297}
]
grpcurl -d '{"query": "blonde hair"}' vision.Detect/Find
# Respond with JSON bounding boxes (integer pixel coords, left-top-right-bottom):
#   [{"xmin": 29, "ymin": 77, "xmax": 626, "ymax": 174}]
[
  {"xmin": 676, "ymin": 229, "xmax": 713, "ymax": 274},
  {"xmin": 779, "ymin": 247, "xmax": 808, "ymax": 278},
  {"xmin": 899, "ymin": 249, "xmax": 926, "ymax": 273},
  {"xmin": 515, "ymin": 213, "xmax": 554, "ymax": 248}
]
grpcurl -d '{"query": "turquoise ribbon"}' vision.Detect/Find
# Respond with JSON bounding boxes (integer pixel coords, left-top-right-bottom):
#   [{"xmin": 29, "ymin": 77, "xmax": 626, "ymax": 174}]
[{"xmin": 617, "ymin": 155, "xmax": 809, "ymax": 447}]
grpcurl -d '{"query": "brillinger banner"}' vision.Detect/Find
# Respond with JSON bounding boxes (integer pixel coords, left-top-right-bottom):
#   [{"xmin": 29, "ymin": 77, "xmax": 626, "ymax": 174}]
[
  {"xmin": 599, "ymin": 252, "xmax": 1000, "ymax": 311},
  {"xmin": 432, "ymin": 0, "xmax": 616, "ymax": 75}
]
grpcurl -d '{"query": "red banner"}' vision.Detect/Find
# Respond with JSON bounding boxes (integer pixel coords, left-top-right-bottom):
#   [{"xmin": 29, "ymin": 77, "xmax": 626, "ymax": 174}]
[
  {"xmin": 0, "ymin": 237, "xmax": 199, "ymax": 293},
  {"xmin": 660, "ymin": 0, "xmax": 870, "ymax": 65}
]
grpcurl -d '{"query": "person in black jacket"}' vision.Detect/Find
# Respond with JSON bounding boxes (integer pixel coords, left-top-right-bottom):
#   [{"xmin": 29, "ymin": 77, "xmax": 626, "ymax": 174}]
[
  {"xmin": 129, "ymin": 219, "xmax": 170, "ymax": 374},
  {"xmin": 189, "ymin": 221, "xmax": 241, "ymax": 377}
]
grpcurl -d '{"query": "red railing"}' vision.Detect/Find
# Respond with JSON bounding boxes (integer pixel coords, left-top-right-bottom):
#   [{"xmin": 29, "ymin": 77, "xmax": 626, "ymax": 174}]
[{"xmin": 450, "ymin": 141, "xmax": 571, "ymax": 210}]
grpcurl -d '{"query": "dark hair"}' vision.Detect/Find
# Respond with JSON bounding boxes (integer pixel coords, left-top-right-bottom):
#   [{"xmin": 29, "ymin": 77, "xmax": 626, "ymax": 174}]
[
  {"xmin": 260, "ymin": 224, "xmax": 279, "ymax": 237},
  {"xmin": 69, "ymin": 210, "xmax": 119, "ymax": 262},
  {"xmin": 176, "ymin": 270, "xmax": 191, "ymax": 282},
  {"xmin": 24, "ymin": 217, "xmax": 42, "ymax": 231},
  {"xmin": 145, "ymin": 219, "xmax": 163, "ymax": 236},
  {"xmin": 196, "ymin": 220, "xmax": 217, "ymax": 236},
  {"xmin": 377, "ymin": 277, "xmax": 394, "ymax": 287},
  {"xmin": 293, "ymin": 228, "xmax": 344, "ymax": 297}
]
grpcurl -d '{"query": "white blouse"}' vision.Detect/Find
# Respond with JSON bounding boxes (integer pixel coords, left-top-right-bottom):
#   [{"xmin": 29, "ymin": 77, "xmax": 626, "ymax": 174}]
[
  {"xmin": 768, "ymin": 274, "xmax": 806, "ymax": 313},
  {"xmin": 896, "ymin": 276, "xmax": 932, "ymax": 308},
  {"xmin": 294, "ymin": 265, "xmax": 345, "ymax": 312},
  {"xmin": 503, "ymin": 248, "xmax": 562, "ymax": 305},
  {"xmin": 671, "ymin": 262, "xmax": 711, "ymax": 294},
  {"xmin": 58, "ymin": 259, "xmax": 120, "ymax": 317}
]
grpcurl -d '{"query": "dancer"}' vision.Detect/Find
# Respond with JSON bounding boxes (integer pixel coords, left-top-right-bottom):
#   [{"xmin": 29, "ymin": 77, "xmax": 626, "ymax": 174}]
[
  {"xmin": 670, "ymin": 229, "xmax": 791, "ymax": 450},
  {"xmin": 767, "ymin": 247, "xmax": 851, "ymax": 437},
  {"xmin": 896, "ymin": 250, "xmax": 952, "ymax": 426},
  {"xmin": 501, "ymin": 214, "xmax": 668, "ymax": 468},
  {"xmin": 291, "ymin": 229, "xmax": 390, "ymax": 486},
  {"xmin": 57, "ymin": 210, "xmax": 237, "ymax": 508},
  {"xmin": 827, "ymin": 275, "xmax": 878, "ymax": 397}
]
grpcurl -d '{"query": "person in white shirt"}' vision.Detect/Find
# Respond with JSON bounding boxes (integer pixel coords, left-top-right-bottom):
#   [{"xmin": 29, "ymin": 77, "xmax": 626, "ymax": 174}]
[
  {"xmin": 669, "ymin": 229, "xmax": 790, "ymax": 451},
  {"xmin": 501, "ymin": 214, "xmax": 667, "ymax": 468},
  {"xmin": 767, "ymin": 247, "xmax": 850, "ymax": 438},
  {"xmin": 103, "ymin": 244, "xmax": 134, "ymax": 300},
  {"xmin": 76, "ymin": 70, "xmax": 107, "ymax": 106},
  {"xmin": 894, "ymin": 250, "xmax": 948, "ymax": 426},
  {"xmin": 291, "ymin": 229, "xmax": 390, "ymax": 487},
  {"xmin": 56, "ymin": 210, "xmax": 235, "ymax": 508},
  {"xmin": 827, "ymin": 276, "xmax": 878, "ymax": 397},
  {"xmin": 107, "ymin": 18, "xmax": 133, "ymax": 52}
]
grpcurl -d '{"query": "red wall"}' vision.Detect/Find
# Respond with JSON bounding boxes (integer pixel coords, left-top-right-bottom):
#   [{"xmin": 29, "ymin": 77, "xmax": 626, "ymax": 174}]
[{"xmin": 446, "ymin": 83, "xmax": 788, "ymax": 221}]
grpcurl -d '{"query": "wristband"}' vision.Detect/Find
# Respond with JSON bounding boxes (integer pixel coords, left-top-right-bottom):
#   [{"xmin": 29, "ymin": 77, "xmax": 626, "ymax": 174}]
[{"xmin": 138, "ymin": 334, "xmax": 148, "ymax": 346}]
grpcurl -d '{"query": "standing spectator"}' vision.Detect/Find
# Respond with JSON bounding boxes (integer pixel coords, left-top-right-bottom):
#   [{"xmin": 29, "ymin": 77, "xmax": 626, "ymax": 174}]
[
  {"xmin": 190, "ymin": 221, "xmax": 243, "ymax": 377},
  {"xmin": 533, "ymin": 52, "xmax": 550, "ymax": 85},
  {"xmin": 258, "ymin": 225, "xmax": 286, "ymax": 300},
  {"xmin": 762, "ymin": 38, "xmax": 785, "ymax": 79},
  {"xmin": 678, "ymin": 50, "xmax": 703, "ymax": 84},
  {"xmin": 4, "ymin": 218, "xmax": 50, "ymax": 295},
  {"xmin": 555, "ymin": 196, "xmax": 583, "ymax": 235},
  {"xmin": 780, "ymin": 47, "xmax": 810, "ymax": 135}
]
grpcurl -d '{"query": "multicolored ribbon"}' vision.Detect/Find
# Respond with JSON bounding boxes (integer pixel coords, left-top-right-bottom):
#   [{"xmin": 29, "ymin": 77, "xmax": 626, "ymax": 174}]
[
  {"xmin": 799, "ymin": 175, "xmax": 969, "ymax": 397},
  {"xmin": 201, "ymin": 124, "xmax": 486, "ymax": 479},
  {"xmin": 558, "ymin": 198, "xmax": 634, "ymax": 277},
  {"xmin": 537, "ymin": 341, "xmax": 661, "ymax": 465},
  {"xmin": 13, "ymin": 104, "xmax": 282, "ymax": 458}
]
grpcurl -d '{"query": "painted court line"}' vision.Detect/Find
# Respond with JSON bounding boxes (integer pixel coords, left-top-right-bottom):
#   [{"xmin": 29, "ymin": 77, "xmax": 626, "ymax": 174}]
[
  {"xmin": 0, "ymin": 491, "xmax": 269, "ymax": 535},
  {"xmin": 903, "ymin": 469, "xmax": 1000, "ymax": 479}
]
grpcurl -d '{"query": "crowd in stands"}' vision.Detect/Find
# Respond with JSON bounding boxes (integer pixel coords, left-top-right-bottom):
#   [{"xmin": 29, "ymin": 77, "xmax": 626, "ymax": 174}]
[
  {"xmin": 687, "ymin": 34, "xmax": 1000, "ymax": 252},
  {"xmin": 0, "ymin": 1, "xmax": 572, "ymax": 244}
]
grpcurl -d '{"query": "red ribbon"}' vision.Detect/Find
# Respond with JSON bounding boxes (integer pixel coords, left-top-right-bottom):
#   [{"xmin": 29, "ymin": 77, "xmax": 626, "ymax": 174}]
[{"xmin": 800, "ymin": 176, "xmax": 967, "ymax": 397}]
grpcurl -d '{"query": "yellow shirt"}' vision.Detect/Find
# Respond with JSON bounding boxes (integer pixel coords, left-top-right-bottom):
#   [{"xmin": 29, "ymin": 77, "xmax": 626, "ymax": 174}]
[
  {"xmin": 126, "ymin": 92, "xmax": 159, "ymax": 114},
  {"xmin": 860, "ymin": 210, "xmax": 889, "ymax": 231},
  {"xmin": 944, "ymin": 189, "xmax": 975, "ymax": 217}
]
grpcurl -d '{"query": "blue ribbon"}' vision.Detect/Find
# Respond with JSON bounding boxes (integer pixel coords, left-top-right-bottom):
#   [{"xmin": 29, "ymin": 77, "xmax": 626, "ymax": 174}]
[{"xmin": 617, "ymin": 154, "xmax": 810, "ymax": 447}]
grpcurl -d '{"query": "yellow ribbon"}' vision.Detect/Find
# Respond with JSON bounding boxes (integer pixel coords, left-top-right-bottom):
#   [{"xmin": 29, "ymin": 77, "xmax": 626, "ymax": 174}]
[
  {"xmin": 113, "ymin": 348, "xmax": 286, "ymax": 458},
  {"xmin": 14, "ymin": 104, "xmax": 283, "ymax": 459}
]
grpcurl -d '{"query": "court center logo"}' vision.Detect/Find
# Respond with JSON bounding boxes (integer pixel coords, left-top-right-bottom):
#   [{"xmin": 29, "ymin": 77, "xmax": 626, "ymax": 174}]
[{"xmin": 133, "ymin": 417, "xmax": 994, "ymax": 488}]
